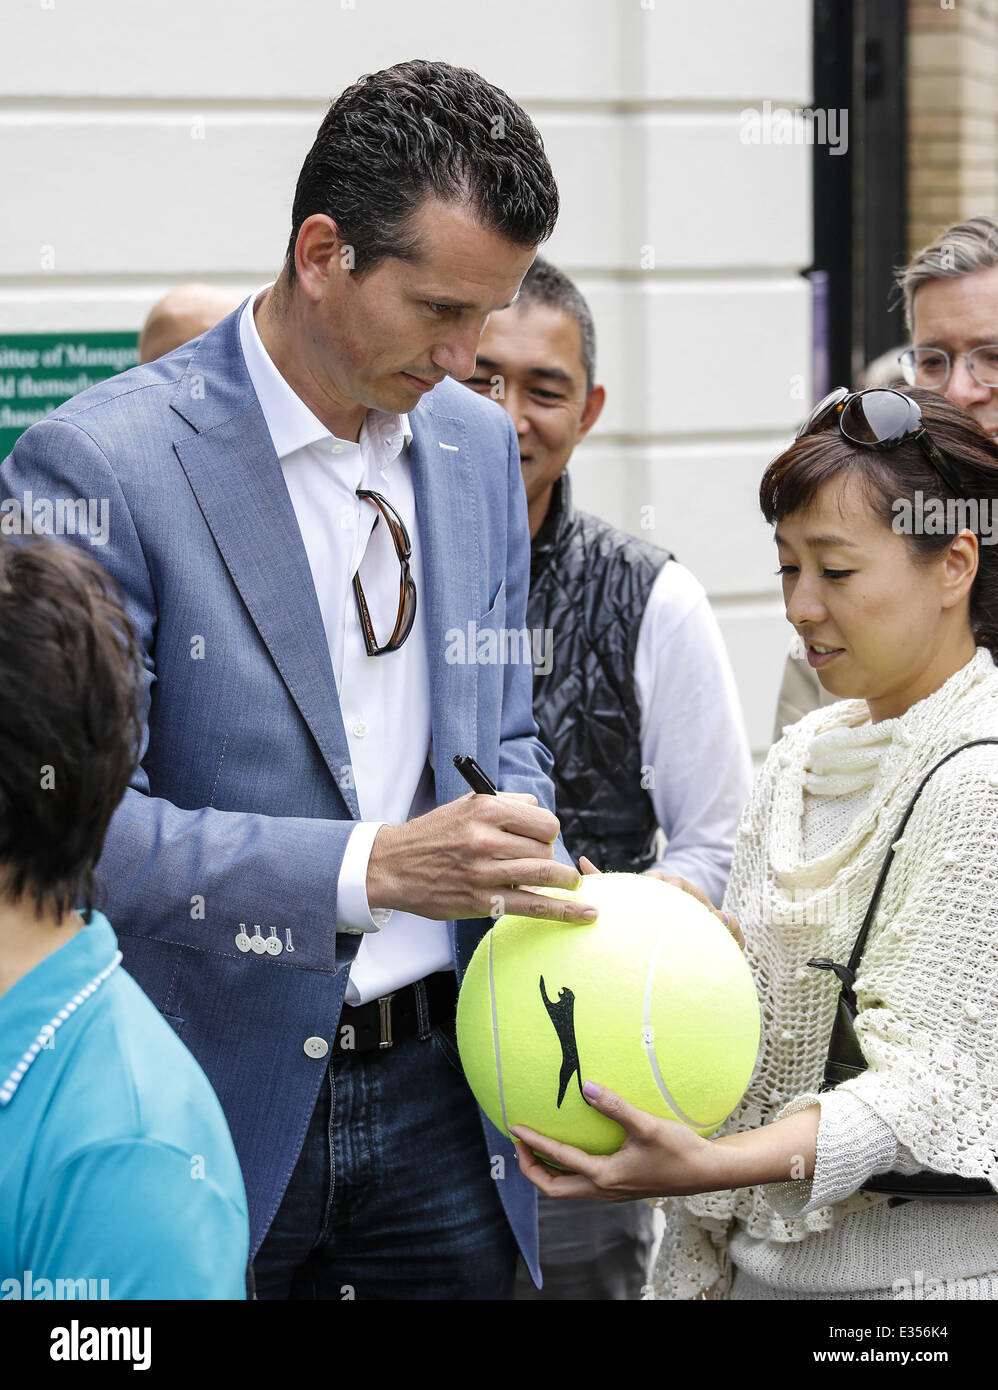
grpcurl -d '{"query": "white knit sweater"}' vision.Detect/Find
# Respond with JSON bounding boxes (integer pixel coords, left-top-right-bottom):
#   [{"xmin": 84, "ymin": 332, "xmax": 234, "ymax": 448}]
[{"xmin": 654, "ymin": 647, "xmax": 998, "ymax": 1300}]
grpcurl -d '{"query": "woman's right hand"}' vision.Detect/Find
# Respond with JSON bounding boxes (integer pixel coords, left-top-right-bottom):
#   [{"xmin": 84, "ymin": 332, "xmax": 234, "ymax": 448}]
[
  {"xmin": 579, "ymin": 858, "xmax": 744, "ymax": 949},
  {"xmin": 646, "ymin": 870, "xmax": 745, "ymax": 950}
]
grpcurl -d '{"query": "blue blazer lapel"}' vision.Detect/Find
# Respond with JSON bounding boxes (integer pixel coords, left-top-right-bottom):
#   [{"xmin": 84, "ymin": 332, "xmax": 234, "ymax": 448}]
[
  {"xmin": 409, "ymin": 400, "xmax": 482, "ymax": 807},
  {"xmin": 171, "ymin": 314, "xmax": 359, "ymax": 817}
]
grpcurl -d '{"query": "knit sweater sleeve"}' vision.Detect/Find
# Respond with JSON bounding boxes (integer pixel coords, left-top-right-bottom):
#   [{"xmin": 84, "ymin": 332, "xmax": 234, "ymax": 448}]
[
  {"xmin": 764, "ymin": 742, "xmax": 998, "ymax": 1216},
  {"xmin": 763, "ymin": 1090, "xmax": 917, "ymax": 1218}
]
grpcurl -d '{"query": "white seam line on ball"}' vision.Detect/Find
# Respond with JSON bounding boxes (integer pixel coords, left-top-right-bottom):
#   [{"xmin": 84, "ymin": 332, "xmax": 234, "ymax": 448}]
[
  {"xmin": 488, "ymin": 929, "xmax": 510, "ymax": 1136},
  {"xmin": 642, "ymin": 928, "xmax": 721, "ymax": 1132}
]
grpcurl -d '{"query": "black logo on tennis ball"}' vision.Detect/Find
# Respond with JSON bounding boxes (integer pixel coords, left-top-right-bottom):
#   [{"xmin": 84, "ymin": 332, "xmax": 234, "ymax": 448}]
[{"xmin": 539, "ymin": 976, "xmax": 586, "ymax": 1108}]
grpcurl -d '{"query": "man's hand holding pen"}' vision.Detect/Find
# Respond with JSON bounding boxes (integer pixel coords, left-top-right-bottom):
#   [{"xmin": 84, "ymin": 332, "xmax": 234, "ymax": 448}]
[{"xmin": 365, "ymin": 755, "xmax": 598, "ymax": 925}]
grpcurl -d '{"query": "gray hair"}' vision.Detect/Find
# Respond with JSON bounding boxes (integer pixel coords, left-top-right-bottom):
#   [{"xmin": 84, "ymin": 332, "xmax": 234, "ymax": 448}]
[{"xmin": 899, "ymin": 216, "xmax": 998, "ymax": 334}]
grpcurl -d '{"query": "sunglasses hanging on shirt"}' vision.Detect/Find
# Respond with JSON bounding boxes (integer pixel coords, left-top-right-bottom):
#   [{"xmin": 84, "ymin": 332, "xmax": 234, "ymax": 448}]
[{"xmin": 353, "ymin": 489, "xmax": 417, "ymax": 656}]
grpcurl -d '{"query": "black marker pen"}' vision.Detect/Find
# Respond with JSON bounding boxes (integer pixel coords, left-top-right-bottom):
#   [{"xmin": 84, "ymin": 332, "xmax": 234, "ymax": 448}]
[{"xmin": 453, "ymin": 754, "xmax": 498, "ymax": 796}]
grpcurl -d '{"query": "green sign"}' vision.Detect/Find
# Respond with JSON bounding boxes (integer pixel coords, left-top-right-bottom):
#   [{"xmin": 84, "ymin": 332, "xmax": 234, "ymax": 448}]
[{"xmin": 0, "ymin": 333, "xmax": 139, "ymax": 458}]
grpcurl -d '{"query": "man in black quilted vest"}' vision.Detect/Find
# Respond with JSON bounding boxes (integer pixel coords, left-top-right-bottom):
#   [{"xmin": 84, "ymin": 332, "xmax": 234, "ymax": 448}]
[{"xmin": 463, "ymin": 256, "xmax": 752, "ymax": 1300}]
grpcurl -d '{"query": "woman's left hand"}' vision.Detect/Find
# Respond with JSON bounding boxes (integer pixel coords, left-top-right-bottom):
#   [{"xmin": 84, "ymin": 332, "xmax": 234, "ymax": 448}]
[{"xmin": 510, "ymin": 1083, "xmax": 723, "ymax": 1201}]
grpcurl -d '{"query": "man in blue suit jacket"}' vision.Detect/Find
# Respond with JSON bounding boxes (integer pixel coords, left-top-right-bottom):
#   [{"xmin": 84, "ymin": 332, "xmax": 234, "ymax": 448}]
[{"xmin": 1, "ymin": 59, "xmax": 596, "ymax": 1299}]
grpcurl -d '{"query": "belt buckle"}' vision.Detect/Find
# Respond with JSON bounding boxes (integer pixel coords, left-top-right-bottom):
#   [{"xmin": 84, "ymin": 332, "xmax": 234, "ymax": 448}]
[{"xmin": 378, "ymin": 993, "xmax": 395, "ymax": 1049}]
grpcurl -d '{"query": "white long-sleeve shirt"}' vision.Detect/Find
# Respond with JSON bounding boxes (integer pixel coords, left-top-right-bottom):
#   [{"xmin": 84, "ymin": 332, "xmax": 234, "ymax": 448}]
[
  {"xmin": 634, "ymin": 559, "xmax": 752, "ymax": 906},
  {"xmin": 239, "ymin": 288, "xmax": 450, "ymax": 1004}
]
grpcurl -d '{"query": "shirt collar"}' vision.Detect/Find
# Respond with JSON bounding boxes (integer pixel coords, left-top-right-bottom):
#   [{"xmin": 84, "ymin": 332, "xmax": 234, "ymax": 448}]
[
  {"xmin": 0, "ymin": 910, "xmax": 121, "ymax": 1110},
  {"xmin": 239, "ymin": 285, "xmax": 412, "ymax": 466},
  {"xmin": 530, "ymin": 471, "xmax": 574, "ymax": 579}
]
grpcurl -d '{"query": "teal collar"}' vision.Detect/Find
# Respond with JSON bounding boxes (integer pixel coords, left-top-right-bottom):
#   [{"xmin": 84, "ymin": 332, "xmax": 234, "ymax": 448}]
[{"xmin": 0, "ymin": 910, "xmax": 121, "ymax": 1109}]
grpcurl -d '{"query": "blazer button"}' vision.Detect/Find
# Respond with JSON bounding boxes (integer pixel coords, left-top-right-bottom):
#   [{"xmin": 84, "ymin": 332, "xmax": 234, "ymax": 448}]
[{"xmin": 304, "ymin": 1036, "xmax": 329, "ymax": 1059}]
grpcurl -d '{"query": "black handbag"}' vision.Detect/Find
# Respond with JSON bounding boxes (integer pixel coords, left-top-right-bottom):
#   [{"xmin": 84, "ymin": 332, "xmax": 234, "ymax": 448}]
[{"xmin": 807, "ymin": 738, "xmax": 998, "ymax": 1202}]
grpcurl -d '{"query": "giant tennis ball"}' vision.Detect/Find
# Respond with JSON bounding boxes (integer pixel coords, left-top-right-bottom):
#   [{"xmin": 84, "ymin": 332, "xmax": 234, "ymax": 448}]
[{"xmin": 456, "ymin": 873, "xmax": 761, "ymax": 1154}]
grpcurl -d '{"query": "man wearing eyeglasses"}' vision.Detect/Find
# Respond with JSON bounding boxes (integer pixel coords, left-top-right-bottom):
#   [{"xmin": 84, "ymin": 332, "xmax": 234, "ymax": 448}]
[
  {"xmin": 774, "ymin": 214, "xmax": 998, "ymax": 737},
  {"xmin": 1, "ymin": 60, "xmax": 596, "ymax": 1301},
  {"xmin": 898, "ymin": 216, "xmax": 998, "ymax": 445}
]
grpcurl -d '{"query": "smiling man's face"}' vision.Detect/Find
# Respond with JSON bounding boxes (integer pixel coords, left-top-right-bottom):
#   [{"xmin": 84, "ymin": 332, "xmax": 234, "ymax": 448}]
[
  {"xmin": 465, "ymin": 301, "xmax": 605, "ymax": 535},
  {"xmin": 912, "ymin": 264, "xmax": 998, "ymax": 444}
]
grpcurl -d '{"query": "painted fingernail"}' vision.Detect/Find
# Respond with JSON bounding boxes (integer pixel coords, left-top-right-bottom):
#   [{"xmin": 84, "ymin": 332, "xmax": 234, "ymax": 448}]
[{"xmin": 583, "ymin": 1081, "xmax": 601, "ymax": 1102}]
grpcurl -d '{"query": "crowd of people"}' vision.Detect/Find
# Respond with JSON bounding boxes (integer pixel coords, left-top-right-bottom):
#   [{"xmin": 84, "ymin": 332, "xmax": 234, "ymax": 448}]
[{"xmin": 1, "ymin": 57, "xmax": 997, "ymax": 1303}]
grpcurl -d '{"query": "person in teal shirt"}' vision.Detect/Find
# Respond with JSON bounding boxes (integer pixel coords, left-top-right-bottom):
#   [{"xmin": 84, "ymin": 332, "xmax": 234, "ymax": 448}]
[{"xmin": 0, "ymin": 533, "xmax": 249, "ymax": 1300}]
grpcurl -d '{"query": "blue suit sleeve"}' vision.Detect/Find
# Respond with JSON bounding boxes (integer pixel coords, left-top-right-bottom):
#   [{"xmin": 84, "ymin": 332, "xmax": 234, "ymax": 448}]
[
  {"xmin": 2, "ymin": 418, "xmax": 354, "ymax": 970},
  {"xmin": 20, "ymin": 1139, "xmax": 250, "ymax": 1300}
]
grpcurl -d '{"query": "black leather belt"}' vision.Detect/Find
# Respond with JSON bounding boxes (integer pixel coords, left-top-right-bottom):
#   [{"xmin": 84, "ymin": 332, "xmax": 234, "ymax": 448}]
[{"xmin": 337, "ymin": 971, "xmax": 458, "ymax": 1055}]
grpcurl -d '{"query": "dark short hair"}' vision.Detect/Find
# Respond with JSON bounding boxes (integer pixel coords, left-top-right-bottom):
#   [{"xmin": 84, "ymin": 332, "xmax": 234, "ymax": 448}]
[
  {"xmin": 759, "ymin": 388, "xmax": 998, "ymax": 662},
  {"xmin": 285, "ymin": 58, "xmax": 559, "ymax": 280},
  {"xmin": 0, "ymin": 535, "xmax": 143, "ymax": 923},
  {"xmin": 516, "ymin": 256, "xmax": 596, "ymax": 394}
]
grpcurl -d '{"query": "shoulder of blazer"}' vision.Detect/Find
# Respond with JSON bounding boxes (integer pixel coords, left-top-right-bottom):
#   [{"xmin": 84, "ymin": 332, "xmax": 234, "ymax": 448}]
[
  {"xmin": 416, "ymin": 374, "xmax": 512, "ymax": 438},
  {"xmin": 35, "ymin": 303, "xmax": 251, "ymax": 446}
]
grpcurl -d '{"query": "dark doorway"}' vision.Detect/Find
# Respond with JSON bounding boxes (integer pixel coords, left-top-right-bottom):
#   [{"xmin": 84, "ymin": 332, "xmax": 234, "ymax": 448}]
[{"xmin": 812, "ymin": 0, "xmax": 908, "ymax": 393}]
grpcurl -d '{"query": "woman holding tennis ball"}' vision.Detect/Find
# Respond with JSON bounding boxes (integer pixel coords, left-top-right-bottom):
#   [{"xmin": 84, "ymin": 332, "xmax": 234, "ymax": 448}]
[{"xmin": 513, "ymin": 387, "xmax": 998, "ymax": 1300}]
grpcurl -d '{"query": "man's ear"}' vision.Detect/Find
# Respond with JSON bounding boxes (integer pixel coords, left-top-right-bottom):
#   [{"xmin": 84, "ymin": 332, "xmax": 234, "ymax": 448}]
[
  {"xmin": 576, "ymin": 384, "xmax": 606, "ymax": 445},
  {"xmin": 293, "ymin": 215, "xmax": 348, "ymax": 301}
]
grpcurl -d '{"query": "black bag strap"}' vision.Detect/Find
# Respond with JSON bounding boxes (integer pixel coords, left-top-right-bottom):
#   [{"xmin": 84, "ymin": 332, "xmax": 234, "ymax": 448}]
[{"xmin": 809, "ymin": 738, "xmax": 998, "ymax": 1007}]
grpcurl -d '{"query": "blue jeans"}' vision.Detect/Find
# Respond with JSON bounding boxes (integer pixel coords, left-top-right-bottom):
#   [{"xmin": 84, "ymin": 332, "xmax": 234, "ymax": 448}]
[{"xmin": 252, "ymin": 1010, "xmax": 518, "ymax": 1300}]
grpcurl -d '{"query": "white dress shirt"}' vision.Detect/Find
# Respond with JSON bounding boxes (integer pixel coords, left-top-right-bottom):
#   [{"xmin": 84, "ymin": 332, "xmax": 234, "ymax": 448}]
[
  {"xmin": 239, "ymin": 289, "xmax": 452, "ymax": 1004},
  {"xmin": 634, "ymin": 560, "xmax": 752, "ymax": 907}
]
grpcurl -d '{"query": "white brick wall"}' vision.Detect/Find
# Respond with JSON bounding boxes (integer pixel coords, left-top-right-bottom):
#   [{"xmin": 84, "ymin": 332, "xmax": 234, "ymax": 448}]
[{"xmin": 0, "ymin": 0, "xmax": 813, "ymax": 758}]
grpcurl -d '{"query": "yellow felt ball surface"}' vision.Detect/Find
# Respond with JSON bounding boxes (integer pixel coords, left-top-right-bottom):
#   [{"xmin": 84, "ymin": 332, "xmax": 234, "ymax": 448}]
[{"xmin": 456, "ymin": 873, "xmax": 761, "ymax": 1154}]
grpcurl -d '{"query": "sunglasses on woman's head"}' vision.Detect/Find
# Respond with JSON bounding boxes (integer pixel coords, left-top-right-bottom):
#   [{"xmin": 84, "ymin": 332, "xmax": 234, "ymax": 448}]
[{"xmin": 796, "ymin": 386, "xmax": 965, "ymax": 495}]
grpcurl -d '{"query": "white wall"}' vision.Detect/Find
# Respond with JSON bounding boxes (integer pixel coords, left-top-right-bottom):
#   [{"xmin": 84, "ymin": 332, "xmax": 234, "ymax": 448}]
[{"xmin": 0, "ymin": 0, "xmax": 812, "ymax": 757}]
